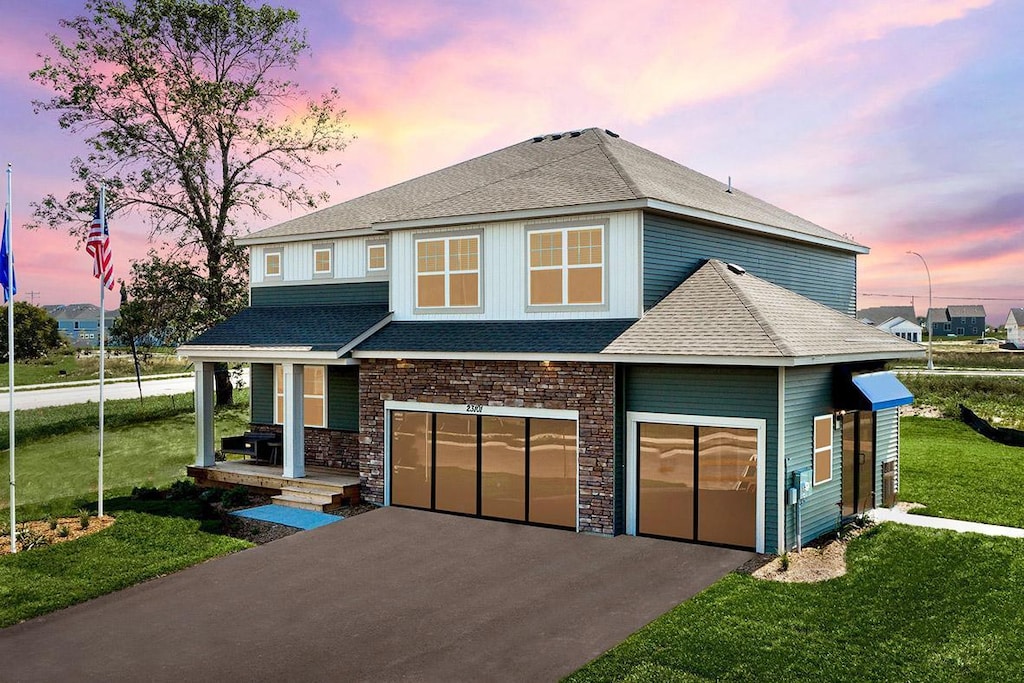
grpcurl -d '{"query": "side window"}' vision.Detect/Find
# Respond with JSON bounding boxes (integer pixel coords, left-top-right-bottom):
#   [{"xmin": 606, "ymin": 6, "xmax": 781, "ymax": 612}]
[
  {"xmin": 274, "ymin": 365, "xmax": 327, "ymax": 428},
  {"xmin": 367, "ymin": 243, "xmax": 387, "ymax": 272},
  {"xmin": 264, "ymin": 250, "xmax": 282, "ymax": 278},
  {"xmin": 415, "ymin": 235, "xmax": 480, "ymax": 309},
  {"xmin": 813, "ymin": 415, "xmax": 833, "ymax": 485},
  {"xmin": 313, "ymin": 245, "xmax": 333, "ymax": 277}
]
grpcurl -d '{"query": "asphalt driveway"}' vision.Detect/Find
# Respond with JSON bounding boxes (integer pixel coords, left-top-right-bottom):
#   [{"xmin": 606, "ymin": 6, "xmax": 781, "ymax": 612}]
[{"xmin": 0, "ymin": 507, "xmax": 751, "ymax": 682}]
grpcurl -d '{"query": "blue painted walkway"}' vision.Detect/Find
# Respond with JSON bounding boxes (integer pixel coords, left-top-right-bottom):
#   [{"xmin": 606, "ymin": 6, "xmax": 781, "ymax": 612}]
[{"xmin": 231, "ymin": 504, "xmax": 343, "ymax": 530}]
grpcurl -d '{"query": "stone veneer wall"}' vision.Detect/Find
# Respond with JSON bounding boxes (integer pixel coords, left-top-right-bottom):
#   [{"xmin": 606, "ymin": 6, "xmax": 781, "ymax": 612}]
[
  {"xmin": 357, "ymin": 359, "xmax": 616, "ymax": 535},
  {"xmin": 250, "ymin": 424, "xmax": 359, "ymax": 471}
]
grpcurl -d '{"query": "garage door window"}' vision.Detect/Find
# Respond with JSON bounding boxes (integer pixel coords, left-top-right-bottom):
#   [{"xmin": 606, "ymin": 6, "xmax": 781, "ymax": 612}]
[{"xmin": 390, "ymin": 410, "xmax": 576, "ymax": 529}]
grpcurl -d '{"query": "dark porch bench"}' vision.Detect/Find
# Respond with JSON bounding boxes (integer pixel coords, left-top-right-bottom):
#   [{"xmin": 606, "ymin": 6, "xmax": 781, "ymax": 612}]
[{"xmin": 220, "ymin": 432, "xmax": 279, "ymax": 465}]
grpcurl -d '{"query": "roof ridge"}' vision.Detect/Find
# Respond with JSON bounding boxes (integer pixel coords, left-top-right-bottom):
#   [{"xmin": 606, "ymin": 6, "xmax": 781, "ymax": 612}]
[
  {"xmin": 711, "ymin": 260, "xmax": 796, "ymax": 356},
  {"xmin": 387, "ymin": 134, "xmax": 607, "ymax": 222},
  {"xmin": 594, "ymin": 133, "xmax": 644, "ymax": 199}
]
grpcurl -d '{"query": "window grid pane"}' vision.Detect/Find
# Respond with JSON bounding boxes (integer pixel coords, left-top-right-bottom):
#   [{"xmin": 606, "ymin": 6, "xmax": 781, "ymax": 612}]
[
  {"xmin": 265, "ymin": 253, "xmax": 281, "ymax": 276},
  {"xmin": 449, "ymin": 237, "xmax": 479, "ymax": 272},
  {"xmin": 567, "ymin": 228, "xmax": 602, "ymax": 266},
  {"xmin": 530, "ymin": 232, "xmax": 562, "ymax": 268},
  {"xmin": 417, "ymin": 240, "xmax": 445, "ymax": 273},
  {"xmin": 368, "ymin": 245, "xmax": 387, "ymax": 270},
  {"xmin": 314, "ymin": 249, "xmax": 331, "ymax": 273}
]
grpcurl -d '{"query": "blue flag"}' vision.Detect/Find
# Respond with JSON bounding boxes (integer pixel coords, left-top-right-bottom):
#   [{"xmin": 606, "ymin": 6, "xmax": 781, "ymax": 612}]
[{"xmin": 0, "ymin": 207, "xmax": 15, "ymax": 302}]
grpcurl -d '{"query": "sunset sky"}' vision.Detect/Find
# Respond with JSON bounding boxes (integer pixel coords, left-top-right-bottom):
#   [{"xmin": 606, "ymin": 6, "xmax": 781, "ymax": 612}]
[{"xmin": 1, "ymin": 0, "xmax": 1021, "ymax": 323}]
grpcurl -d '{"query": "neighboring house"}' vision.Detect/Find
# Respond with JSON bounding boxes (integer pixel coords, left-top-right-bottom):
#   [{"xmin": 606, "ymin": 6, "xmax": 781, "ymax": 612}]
[
  {"xmin": 180, "ymin": 128, "xmax": 922, "ymax": 554},
  {"xmin": 877, "ymin": 316, "xmax": 922, "ymax": 343},
  {"xmin": 928, "ymin": 305, "xmax": 986, "ymax": 337},
  {"xmin": 857, "ymin": 306, "xmax": 917, "ymax": 326},
  {"xmin": 43, "ymin": 303, "xmax": 119, "ymax": 347},
  {"xmin": 1006, "ymin": 308, "xmax": 1024, "ymax": 346}
]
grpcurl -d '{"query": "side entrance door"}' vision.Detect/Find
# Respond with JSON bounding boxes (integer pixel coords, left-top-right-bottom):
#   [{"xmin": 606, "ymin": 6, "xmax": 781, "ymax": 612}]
[{"xmin": 841, "ymin": 411, "xmax": 875, "ymax": 516}]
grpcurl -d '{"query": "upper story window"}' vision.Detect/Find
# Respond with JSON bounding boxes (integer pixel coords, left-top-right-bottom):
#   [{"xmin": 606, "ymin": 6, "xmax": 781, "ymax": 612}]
[
  {"xmin": 528, "ymin": 225, "xmax": 604, "ymax": 306},
  {"xmin": 275, "ymin": 364, "xmax": 326, "ymax": 428},
  {"xmin": 313, "ymin": 245, "xmax": 333, "ymax": 276},
  {"xmin": 367, "ymin": 243, "xmax": 387, "ymax": 272},
  {"xmin": 264, "ymin": 250, "xmax": 282, "ymax": 278},
  {"xmin": 416, "ymin": 235, "xmax": 480, "ymax": 309}
]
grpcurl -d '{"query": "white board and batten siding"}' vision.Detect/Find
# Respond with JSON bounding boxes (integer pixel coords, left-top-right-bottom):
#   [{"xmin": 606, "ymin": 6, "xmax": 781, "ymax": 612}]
[
  {"xmin": 390, "ymin": 211, "xmax": 642, "ymax": 321},
  {"xmin": 250, "ymin": 235, "xmax": 387, "ymax": 285}
]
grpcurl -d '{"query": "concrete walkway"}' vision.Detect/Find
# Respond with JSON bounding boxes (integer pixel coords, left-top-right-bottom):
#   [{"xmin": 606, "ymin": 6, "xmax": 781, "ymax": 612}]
[
  {"xmin": 0, "ymin": 507, "xmax": 752, "ymax": 682},
  {"xmin": 868, "ymin": 507, "xmax": 1024, "ymax": 538}
]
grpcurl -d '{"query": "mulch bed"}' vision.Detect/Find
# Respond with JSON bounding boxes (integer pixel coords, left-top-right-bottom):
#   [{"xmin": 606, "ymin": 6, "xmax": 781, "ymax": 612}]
[{"xmin": 0, "ymin": 515, "xmax": 115, "ymax": 556}]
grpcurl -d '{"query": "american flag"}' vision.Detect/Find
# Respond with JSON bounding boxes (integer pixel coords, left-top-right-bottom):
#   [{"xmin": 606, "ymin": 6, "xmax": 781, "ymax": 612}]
[{"xmin": 86, "ymin": 204, "xmax": 114, "ymax": 291}]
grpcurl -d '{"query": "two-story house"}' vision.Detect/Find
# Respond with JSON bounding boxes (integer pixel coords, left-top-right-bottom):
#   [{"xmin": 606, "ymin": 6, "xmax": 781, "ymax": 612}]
[
  {"xmin": 180, "ymin": 128, "xmax": 922, "ymax": 554},
  {"xmin": 929, "ymin": 305, "xmax": 986, "ymax": 337}
]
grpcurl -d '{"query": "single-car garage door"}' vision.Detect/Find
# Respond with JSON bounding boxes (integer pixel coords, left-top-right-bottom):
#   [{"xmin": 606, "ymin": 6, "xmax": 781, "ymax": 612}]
[
  {"xmin": 628, "ymin": 415, "xmax": 763, "ymax": 550},
  {"xmin": 389, "ymin": 409, "xmax": 578, "ymax": 529}
]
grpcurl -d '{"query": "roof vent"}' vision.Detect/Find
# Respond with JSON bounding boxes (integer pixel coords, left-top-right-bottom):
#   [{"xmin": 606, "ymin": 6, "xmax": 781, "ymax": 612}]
[
  {"xmin": 569, "ymin": 131, "xmax": 582, "ymax": 137},
  {"xmin": 726, "ymin": 176, "xmax": 733, "ymax": 193},
  {"xmin": 531, "ymin": 136, "xmax": 544, "ymax": 143},
  {"xmin": 604, "ymin": 129, "xmax": 619, "ymax": 138},
  {"xmin": 551, "ymin": 133, "xmax": 563, "ymax": 140},
  {"xmin": 726, "ymin": 263, "xmax": 746, "ymax": 275}
]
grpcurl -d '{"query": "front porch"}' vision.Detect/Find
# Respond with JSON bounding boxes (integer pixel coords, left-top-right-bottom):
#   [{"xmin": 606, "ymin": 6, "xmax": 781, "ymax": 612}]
[{"xmin": 187, "ymin": 461, "xmax": 361, "ymax": 512}]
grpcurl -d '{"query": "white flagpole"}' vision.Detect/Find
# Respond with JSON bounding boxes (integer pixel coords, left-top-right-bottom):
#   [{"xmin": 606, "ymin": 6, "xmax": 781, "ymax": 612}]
[
  {"xmin": 6, "ymin": 164, "xmax": 15, "ymax": 553},
  {"xmin": 98, "ymin": 185, "xmax": 106, "ymax": 519}
]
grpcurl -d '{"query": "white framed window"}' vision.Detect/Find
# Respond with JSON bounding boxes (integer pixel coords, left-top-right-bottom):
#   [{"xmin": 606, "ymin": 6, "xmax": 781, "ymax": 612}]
[
  {"xmin": 313, "ymin": 245, "xmax": 333, "ymax": 276},
  {"xmin": 813, "ymin": 415, "xmax": 833, "ymax": 485},
  {"xmin": 415, "ymin": 235, "xmax": 480, "ymax": 309},
  {"xmin": 274, "ymin": 365, "xmax": 326, "ymax": 428},
  {"xmin": 367, "ymin": 243, "xmax": 387, "ymax": 272},
  {"xmin": 528, "ymin": 225, "xmax": 604, "ymax": 306},
  {"xmin": 264, "ymin": 250, "xmax": 282, "ymax": 278}
]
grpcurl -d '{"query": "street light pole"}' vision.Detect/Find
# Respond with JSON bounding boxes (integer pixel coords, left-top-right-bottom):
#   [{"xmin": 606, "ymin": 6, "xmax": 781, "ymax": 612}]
[{"xmin": 907, "ymin": 251, "xmax": 934, "ymax": 370}]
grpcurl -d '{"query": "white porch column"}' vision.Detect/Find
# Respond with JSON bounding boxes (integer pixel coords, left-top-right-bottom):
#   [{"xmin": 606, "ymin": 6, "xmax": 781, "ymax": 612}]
[
  {"xmin": 282, "ymin": 362, "xmax": 305, "ymax": 478},
  {"xmin": 195, "ymin": 362, "xmax": 215, "ymax": 467}
]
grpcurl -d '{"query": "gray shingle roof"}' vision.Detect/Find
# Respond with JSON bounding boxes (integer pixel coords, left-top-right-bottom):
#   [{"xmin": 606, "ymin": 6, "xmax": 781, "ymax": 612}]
[
  {"xmin": 184, "ymin": 304, "xmax": 390, "ymax": 352},
  {"xmin": 603, "ymin": 260, "xmax": 922, "ymax": 359},
  {"xmin": 947, "ymin": 305, "xmax": 986, "ymax": 318},
  {"xmin": 244, "ymin": 128, "xmax": 861, "ymax": 250},
  {"xmin": 926, "ymin": 307, "xmax": 948, "ymax": 325},
  {"xmin": 857, "ymin": 306, "xmax": 918, "ymax": 325},
  {"xmin": 356, "ymin": 319, "xmax": 635, "ymax": 354}
]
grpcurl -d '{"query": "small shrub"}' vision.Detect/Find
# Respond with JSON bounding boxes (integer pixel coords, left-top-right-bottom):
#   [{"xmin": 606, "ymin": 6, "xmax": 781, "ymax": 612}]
[
  {"xmin": 199, "ymin": 488, "xmax": 222, "ymax": 503},
  {"xmin": 16, "ymin": 526, "xmax": 51, "ymax": 551},
  {"xmin": 56, "ymin": 525, "xmax": 71, "ymax": 538},
  {"xmin": 221, "ymin": 485, "xmax": 250, "ymax": 509},
  {"xmin": 78, "ymin": 509, "xmax": 91, "ymax": 530},
  {"xmin": 780, "ymin": 553, "xmax": 790, "ymax": 572},
  {"xmin": 131, "ymin": 485, "xmax": 164, "ymax": 501},
  {"xmin": 45, "ymin": 515, "xmax": 58, "ymax": 531},
  {"xmin": 167, "ymin": 479, "xmax": 199, "ymax": 500}
]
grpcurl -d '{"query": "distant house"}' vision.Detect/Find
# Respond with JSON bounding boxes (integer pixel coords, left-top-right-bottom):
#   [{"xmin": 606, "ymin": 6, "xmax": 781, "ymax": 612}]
[
  {"xmin": 43, "ymin": 304, "xmax": 119, "ymax": 347},
  {"xmin": 877, "ymin": 317, "xmax": 922, "ymax": 343},
  {"xmin": 857, "ymin": 306, "xmax": 917, "ymax": 326},
  {"xmin": 1007, "ymin": 308, "xmax": 1024, "ymax": 345},
  {"xmin": 928, "ymin": 305, "xmax": 986, "ymax": 337}
]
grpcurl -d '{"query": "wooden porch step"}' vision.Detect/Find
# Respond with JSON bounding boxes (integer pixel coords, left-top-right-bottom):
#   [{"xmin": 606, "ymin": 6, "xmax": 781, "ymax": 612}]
[
  {"xmin": 272, "ymin": 493, "xmax": 334, "ymax": 512},
  {"xmin": 272, "ymin": 486, "xmax": 345, "ymax": 512}
]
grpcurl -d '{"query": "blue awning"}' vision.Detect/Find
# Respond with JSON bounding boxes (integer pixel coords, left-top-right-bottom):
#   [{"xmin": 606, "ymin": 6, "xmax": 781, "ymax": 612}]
[{"xmin": 851, "ymin": 371, "xmax": 914, "ymax": 411}]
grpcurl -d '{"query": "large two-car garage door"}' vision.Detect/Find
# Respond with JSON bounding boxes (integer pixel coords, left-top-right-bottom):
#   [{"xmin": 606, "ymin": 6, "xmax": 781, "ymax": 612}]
[
  {"xmin": 389, "ymin": 407, "xmax": 578, "ymax": 529},
  {"xmin": 627, "ymin": 413, "xmax": 764, "ymax": 551}
]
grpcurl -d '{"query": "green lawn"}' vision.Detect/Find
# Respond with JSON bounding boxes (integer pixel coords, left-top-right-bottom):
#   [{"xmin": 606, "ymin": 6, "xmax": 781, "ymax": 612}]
[
  {"xmin": 0, "ymin": 351, "xmax": 191, "ymax": 387},
  {"xmin": 0, "ymin": 499, "xmax": 251, "ymax": 627},
  {"xmin": 568, "ymin": 524, "xmax": 1024, "ymax": 682},
  {"xmin": 900, "ymin": 416, "xmax": 1024, "ymax": 528},
  {"xmin": 1, "ymin": 391, "xmax": 249, "ymax": 520}
]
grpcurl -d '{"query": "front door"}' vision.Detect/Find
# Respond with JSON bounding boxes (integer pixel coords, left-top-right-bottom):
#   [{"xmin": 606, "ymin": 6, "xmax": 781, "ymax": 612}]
[{"xmin": 841, "ymin": 411, "xmax": 875, "ymax": 516}]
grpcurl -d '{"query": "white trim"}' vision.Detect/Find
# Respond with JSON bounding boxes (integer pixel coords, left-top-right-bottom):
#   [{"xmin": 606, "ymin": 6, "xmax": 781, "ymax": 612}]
[
  {"xmin": 264, "ymin": 250, "xmax": 282, "ymax": 278},
  {"xmin": 250, "ymin": 275, "xmax": 389, "ymax": 288},
  {"xmin": 312, "ymin": 245, "xmax": 333, "ymax": 276},
  {"xmin": 526, "ymin": 224, "xmax": 606, "ymax": 307},
  {"xmin": 812, "ymin": 414, "xmax": 834, "ymax": 485},
  {"xmin": 382, "ymin": 400, "xmax": 580, "ymax": 531},
  {"xmin": 625, "ymin": 410, "xmax": 766, "ymax": 553},
  {"xmin": 179, "ymin": 346, "xmax": 354, "ymax": 362},
  {"xmin": 237, "ymin": 227, "xmax": 385, "ymax": 246},
  {"xmin": 378, "ymin": 200, "xmax": 648, "ymax": 232},
  {"xmin": 414, "ymin": 233, "xmax": 482, "ymax": 310},
  {"xmin": 777, "ymin": 366, "xmax": 786, "ymax": 554},
  {"xmin": 352, "ymin": 349, "xmax": 924, "ymax": 366},
  {"xmin": 336, "ymin": 314, "xmax": 394, "ymax": 357}
]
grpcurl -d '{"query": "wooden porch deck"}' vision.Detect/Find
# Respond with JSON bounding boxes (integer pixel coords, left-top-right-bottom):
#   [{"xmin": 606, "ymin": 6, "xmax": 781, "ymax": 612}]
[{"xmin": 187, "ymin": 461, "xmax": 361, "ymax": 512}]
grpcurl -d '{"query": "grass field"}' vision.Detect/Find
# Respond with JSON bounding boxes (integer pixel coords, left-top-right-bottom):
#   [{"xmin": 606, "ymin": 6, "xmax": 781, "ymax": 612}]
[
  {"xmin": 0, "ymin": 497, "xmax": 251, "ymax": 627},
  {"xmin": 0, "ymin": 351, "xmax": 191, "ymax": 388},
  {"xmin": 899, "ymin": 417, "xmax": 1024, "ymax": 528},
  {"xmin": 568, "ymin": 524, "xmax": 1024, "ymax": 682},
  {"xmin": 894, "ymin": 343, "xmax": 1024, "ymax": 371},
  {"xmin": 1, "ymin": 390, "xmax": 249, "ymax": 521},
  {"xmin": 900, "ymin": 374, "xmax": 1024, "ymax": 429}
]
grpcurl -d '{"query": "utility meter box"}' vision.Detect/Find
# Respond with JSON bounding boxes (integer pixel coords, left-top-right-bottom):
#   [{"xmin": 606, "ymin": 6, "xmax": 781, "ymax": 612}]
[{"xmin": 793, "ymin": 468, "xmax": 813, "ymax": 498}]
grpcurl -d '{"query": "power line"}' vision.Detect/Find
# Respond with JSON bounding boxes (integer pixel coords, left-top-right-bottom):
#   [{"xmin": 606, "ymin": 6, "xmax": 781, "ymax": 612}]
[{"xmin": 862, "ymin": 293, "xmax": 1022, "ymax": 302}]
